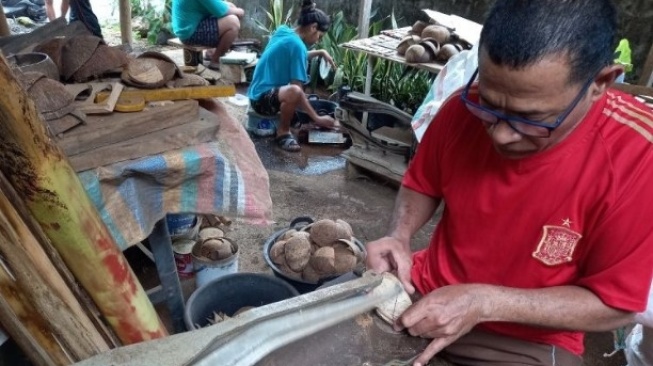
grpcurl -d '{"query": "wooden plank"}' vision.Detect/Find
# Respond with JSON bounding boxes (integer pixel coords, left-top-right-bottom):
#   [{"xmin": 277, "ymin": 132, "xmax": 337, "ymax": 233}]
[
  {"xmin": 638, "ymin": 43, "xmax": 653, "ymax": 87},
  {"xmin": 69, "ymin": 108, "xmax": 219, "ymax": 172},
  {"xmin": 341, "ymin": 36, "xmax": 444, "ymax": 74},
  {"xmin": 65, "ymin": 82, "xmax": 124, "ymax": 115},
  {"xmin": 96, "ymin": 84, "xmax": 236, "ymax": 103},
  {"xmin": 0, "ymin": 18, "xmax": 89, "ymax": 55},
  {"xmin": 57, "ymin": 99, "xmax": 199, "ymax": 156},
  {"xmin": 343, "ymin": 145, "xmax": 407, "ymax": 186},
  {"xmin": 612, "ymin": 83, "xmax": 653, "ymax": 98}
]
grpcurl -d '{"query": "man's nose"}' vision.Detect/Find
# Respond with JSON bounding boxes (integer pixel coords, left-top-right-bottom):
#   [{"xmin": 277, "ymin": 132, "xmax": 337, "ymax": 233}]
[{"xmin": 490, "ymin": 120, "xmax": 523, "ymax": 145}]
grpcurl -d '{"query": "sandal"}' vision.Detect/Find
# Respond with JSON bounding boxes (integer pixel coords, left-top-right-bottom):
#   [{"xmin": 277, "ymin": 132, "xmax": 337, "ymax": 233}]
[
  {"xmin": 275, "ymin": 133, "xmax": 301, "ymax": 152},
  {"xmin": 207, "ymin": 62, "xmax": 221, "ymax": 71}
]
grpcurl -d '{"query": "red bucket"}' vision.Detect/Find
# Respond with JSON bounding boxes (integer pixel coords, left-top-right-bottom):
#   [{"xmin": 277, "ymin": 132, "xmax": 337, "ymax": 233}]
[{"xmin": 173, "ymin": 238, "xmax": 196, "ymax": 278}]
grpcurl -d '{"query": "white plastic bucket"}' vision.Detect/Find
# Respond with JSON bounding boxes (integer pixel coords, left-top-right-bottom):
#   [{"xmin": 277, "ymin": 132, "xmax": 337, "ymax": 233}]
[{"xmin": 191, "ymin": 238, "xmax": 239, "ymax": 288}]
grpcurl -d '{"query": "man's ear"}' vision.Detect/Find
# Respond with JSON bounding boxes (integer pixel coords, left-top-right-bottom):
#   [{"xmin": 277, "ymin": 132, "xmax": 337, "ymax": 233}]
[{"xmin": 590, "ymin": 64, "xmax": 624, "ymax": 101}]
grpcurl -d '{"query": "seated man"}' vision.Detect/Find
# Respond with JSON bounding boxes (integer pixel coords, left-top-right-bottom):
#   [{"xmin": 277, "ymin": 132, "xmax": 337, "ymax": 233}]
[
  {"xmin": 365, "ymin": 0, "xmax": 653, "ymax": 365},
  {"xmin": 247, "ymin": 0, "xmax": 338, "ymax": 152},
  {"xmin": 44, "ymin": 0, "xmax": 102, "ymax": 38},
  {"xmin": 171, "ymin": 0, "xmax": 243, "ymax": 69}
]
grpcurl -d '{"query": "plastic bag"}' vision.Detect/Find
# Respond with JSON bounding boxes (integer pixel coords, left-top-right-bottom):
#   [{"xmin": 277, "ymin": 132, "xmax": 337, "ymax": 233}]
[
  {"xmin": 625, "ymin": 279, "xmax": 653, "ymax": 366},
  {"xmin": 411, "ymin": 44, "xmax": 479, "ymax": 142}
]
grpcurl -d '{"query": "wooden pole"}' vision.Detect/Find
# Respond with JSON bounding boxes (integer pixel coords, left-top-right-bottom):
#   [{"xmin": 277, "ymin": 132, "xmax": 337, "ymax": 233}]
[
  {"xmin": 638, "ymin": 42, "xmax": 653, "ymax": 87},
  {"xmin": 119, "ymin": 0, "xmax": 133, "ymax": 47},
  {"xmin": 0, "ymin": 7, "xmax": 10, "ymax": 37},
  {"xmin": 0, "ymin": 55, "xmax": 167, "ymax": 344},
  {"xmin": 357, "ymin": 0, "xmax": 373, "ymax": 39}
]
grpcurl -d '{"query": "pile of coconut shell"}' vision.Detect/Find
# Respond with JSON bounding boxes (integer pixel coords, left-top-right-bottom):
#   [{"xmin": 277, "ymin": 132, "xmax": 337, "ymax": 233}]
[
  {"xmin": 269, "ymin": 219, "xmax": 364, "ymax": 283},
  {"xmin": 397, "ymin": 20, "xmax": 473, "ymax": 64},
  {"xmin": 193, "ymin": 227, "xmax": 237, "ymax": 262}
]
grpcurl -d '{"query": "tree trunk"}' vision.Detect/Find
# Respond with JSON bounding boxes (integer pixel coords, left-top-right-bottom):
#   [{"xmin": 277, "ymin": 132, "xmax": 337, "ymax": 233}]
[{"xmin": 0, "ymin": 55, "xmax": 167, "ymax": 344}]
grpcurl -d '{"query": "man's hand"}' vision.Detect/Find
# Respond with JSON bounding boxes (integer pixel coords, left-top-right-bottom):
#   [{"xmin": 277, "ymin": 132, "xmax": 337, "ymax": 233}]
[
  {"xmin": 397, "ymin": 284, "xmax": 486, "ymax": 366},
  {"xmin": 365, "ymin": 236, "xmax": 414, "ymax": 294}
]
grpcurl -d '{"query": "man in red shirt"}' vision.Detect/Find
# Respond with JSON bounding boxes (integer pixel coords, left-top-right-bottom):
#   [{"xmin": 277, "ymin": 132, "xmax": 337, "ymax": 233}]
[{"xmin": 365, "ymin": 0, "xmax": 653, "ymax": 365}]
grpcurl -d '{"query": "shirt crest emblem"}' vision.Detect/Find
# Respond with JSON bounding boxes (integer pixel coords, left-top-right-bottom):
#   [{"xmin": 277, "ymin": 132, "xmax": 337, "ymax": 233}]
[{"xmin": 532, "ymin": 225, "xmax": 582, "ymax": 266}]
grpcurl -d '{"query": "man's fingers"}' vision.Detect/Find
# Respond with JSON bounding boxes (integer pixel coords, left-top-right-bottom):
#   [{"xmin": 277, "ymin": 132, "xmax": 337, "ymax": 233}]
[
  {"xmin": 394, "ymin": 256, "xmax": 415, "ymax": 294},
  {"xmin": 412, "ymin": 337, "xmax": 452, "ymax": 366}
]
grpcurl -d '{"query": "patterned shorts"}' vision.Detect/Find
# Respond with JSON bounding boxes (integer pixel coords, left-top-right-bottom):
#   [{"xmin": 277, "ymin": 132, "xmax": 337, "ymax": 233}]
[
  {"xmin": 250, "ymin": 88, "xmax": 281, "ymax": 116},
  {"xmin": 181, "ymin": 17, "xmax": 220, "ymax": 47}
]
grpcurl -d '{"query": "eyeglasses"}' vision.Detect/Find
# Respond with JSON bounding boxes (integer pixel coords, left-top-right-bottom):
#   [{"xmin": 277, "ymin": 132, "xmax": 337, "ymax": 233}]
[{"xmin": 460, "ymin": 68, "xmax": 596, "ymax": 137}]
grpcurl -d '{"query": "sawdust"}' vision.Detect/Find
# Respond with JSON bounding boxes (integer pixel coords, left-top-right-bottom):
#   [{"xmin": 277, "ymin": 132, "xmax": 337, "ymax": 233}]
[{"xmin": 354, "ymin": 312, "xmax": 374, "ymax": 329}]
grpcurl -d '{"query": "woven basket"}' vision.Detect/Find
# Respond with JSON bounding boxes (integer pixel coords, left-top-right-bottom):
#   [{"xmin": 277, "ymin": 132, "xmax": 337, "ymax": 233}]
[{"xmin": 61, "ymin": 35, "xmax": 103, "ymax": 81}]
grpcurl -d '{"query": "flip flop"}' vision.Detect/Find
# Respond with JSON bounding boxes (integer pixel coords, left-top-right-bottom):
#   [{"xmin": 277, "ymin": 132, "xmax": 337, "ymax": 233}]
[
  {"xmin": 275, "ymin": 133, "xmax": 301, "ymax": 152},
  {"xmin": 207, "ymin": 62, "xmax": 221, "ymax": 71}
]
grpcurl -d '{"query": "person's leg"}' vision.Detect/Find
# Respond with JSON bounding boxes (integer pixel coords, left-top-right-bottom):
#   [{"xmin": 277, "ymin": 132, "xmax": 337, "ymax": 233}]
[
  {"xmin": 278, "ymin": 84, "xmax": 338, "ymax": 130},
  {"xmin": 68, "ymin": 0, "xmax": 102, "ymax": 38},
  {"xmin": 44, "ymin": 0, "xmax": 55, "ymax": 21},
  {"xmin": 210, "ymin": 14, "xmax": 240, "ymax": 64},
  {"xmin": 442, "ymin": 329, "xmax": 583, "ymax": 366}
]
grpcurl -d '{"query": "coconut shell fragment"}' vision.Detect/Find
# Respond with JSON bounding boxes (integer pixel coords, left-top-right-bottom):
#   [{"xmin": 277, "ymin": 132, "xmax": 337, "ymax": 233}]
[
  {"xmin": 421, "ymin": 25, "xmax": 451, "ymax": 45},
  {"xmin": 334, "ymin": 244, "xmax": 358, "ymax": 275},
  {"xmin": 309, "ymin": 219, "xmax": 342, "ymax": 246},
  {"xmin": 302, "ymin": 262, "xmax": 322, "ymax": 283},
  {"xmin": 270, "ymin": 240, "xmax": 287, "ymax": 266},
  {"xmin": 285, "ymin": 236, "xmax": 312, "ymax": 272},
  {"xmin": 310, "ymin": 246, "xmax": 336, "ymax": 276}
]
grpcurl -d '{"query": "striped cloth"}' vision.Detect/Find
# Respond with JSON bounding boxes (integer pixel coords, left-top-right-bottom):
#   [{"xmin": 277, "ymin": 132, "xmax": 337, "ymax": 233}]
[{"xmin": 78, "ymin": 102, "xmax": 272, "ymax": 250}]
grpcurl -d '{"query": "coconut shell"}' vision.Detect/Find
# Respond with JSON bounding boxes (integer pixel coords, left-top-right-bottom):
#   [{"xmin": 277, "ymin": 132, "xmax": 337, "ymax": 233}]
[
  {"xmin": 215, "ymin": 241, "xmax": 234, "ymax": 260},
  {"xmin": 310, "ymin": 219, "xmax": 343, "ymax": 246},
  {"xmin": 419, "ymin": 39, "xmax": 440, "ymax": 62},
  {"xmin": 396, "ymin": 35, "xmax": 420, "ymax": 56},
  {"xmin": 285, "ymin": 236, "xmax": 311, "ymax": 272},
  {"xmin": 334, "ymin": 245, "xmax": 358, "ymax": 275},
  {"xmin": 166, "ymin": 73, "xmax": 210, "ymax": 88},
  {"xmin": 436, "ymin": 43, "xmax": 460, "ymax": 62},
  {"xmin": 404, "ymin": 44, "xmax": 431, "ymax": 63},
  {"xmin": 199, "ymin": 238, "xmax": 225, "ymax": 260},
  {"xmin": 291, "ymin": 230, "xmax": 311, "ymax": 240},
  {"xmin": 281, "ymin": 229, "xmax": 297, "ymax": 241},
  {"xmin": 198, "ymin": 227, "xmax": 225, "ymax": 241},
  {"xmin": 310, "ymin": 246, "xmax": 336, "ymax": 276},
  {"xmin": 27, "ymin": 77, "xmax": 74, "ymax": 116},
  {"xmin": 61, "ymin": 35, "xmax": 103, "ymax": 81},
  {"xmin": 34, "ymin": 37, "xmax": 66, "ymax": 75},
  {"xmin": 421, "ymin": 25, "xmax": 450, "ymax": 45},
  {"xmin": 302, "ymin": 262, "xmax": 321, "ymax": 283},
  {"xmin": 270, "ymin": 240, "xmax": 287, "ymax": 266},
  {"xmin": 411, "ymin": 20, "xmax": 428, "ymax": 35},
  {"xmin": 278, "ymin": 263, "xmax": 302, "ymax": 279}
]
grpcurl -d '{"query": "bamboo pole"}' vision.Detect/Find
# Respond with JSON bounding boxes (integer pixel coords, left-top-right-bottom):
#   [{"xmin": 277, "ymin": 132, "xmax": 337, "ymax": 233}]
[
  {"xmin": 0, "ymin": 172, "xmax": 121, "ymax": 349},
  {"xmin": 0, "ymin": 55, "xmax": 167, "ymax": 343},
  {"xmin": 0, "ymin": 189, "xmax": 104, "ymax": 364}
]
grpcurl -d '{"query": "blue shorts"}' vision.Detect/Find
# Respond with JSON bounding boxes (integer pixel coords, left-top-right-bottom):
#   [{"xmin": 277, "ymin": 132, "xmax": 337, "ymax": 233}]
[{"xmin": 181, "ymin": 17, "xmax": 219, "ymax": 47}]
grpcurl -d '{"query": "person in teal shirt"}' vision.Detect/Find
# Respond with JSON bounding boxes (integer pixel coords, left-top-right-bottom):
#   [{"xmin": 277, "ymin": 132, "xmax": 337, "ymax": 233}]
[
  {"xmin": 248, "ymin": 0, "xmax": 338, "ymax": 152},
  {"xmin": 172, "ymin": 0, "xmax": 244, "ymax": 69}
]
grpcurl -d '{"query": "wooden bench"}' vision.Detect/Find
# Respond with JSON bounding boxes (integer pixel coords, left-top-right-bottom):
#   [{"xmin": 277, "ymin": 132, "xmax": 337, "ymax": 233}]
[{"xmin": 167, "ymin": 38, "xmax": 212, "ymax": 66}]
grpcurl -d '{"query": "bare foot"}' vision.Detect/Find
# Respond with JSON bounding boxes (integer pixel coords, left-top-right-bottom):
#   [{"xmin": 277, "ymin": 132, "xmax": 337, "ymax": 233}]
[{"xmin": 314, "ymin": 115, "xmax": 339, "ymax": 130}]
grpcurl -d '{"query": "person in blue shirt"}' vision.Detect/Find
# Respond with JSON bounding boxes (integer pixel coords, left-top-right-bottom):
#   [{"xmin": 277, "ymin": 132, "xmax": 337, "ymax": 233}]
[
  {"xmin": 248, "ymin": 0, "xmax": 338, "ymax": 152},
  {"xmin": 172, "ymin": 0, "xmax": 244, "ymax": 69}
]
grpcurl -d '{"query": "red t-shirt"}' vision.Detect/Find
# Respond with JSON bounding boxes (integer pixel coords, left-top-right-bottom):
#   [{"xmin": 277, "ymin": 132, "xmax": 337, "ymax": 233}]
[{"xmin": 404, "ymin": 88, "xmax": 653, "ymax": 355}]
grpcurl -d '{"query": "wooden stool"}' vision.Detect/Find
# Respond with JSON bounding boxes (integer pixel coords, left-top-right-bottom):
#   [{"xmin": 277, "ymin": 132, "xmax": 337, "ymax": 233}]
[{"xmin": 167, "ymin": 38, "xmax": 212, "ymax": 66}]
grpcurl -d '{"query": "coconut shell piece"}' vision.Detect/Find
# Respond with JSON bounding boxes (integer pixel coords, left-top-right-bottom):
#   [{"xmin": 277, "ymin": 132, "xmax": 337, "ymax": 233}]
[
  {"xmin": 27, "ymin": 77, "xmax": 74, "ymax": 116},
  {"xmin": 309, "ymin": 219, "xmax": 345, "ymax": 247},
  {"xmin": 198, "ymin": 227, "xmax": 225, "ymax": 241},
  {"xmin": 302, "ymin": 262, "xmax": 321, "ymax": 283},
  {"xmin": 34, "ymin": 37, "xmax": 67, "ymax": 76},
  {"xmin": 166, "ymin": 73, "xmax": 210, "ymax": 88},
  {"xmin": 279, "ymin": 263, "xmax": 302, "ymax": 279},
  {"xmin": 61, "ymin": 35, "xmax": 103, "ymax": 81},
  {"xmin": 72, "ymin": 44, "xmax": 129, "ymax": 82},
  {"xmin": 285, "ymin": 236, "xmax": 311, "ymax": 272},
  {"xmin": 138, "ymin": 51, "xmax": 182, "ymax": 78},
  {"xmin": 281, "ymin": 229, "xmax": 298, "ymax": 241},
  {"xmin": 419, "ymin": 38, "xmax": 441, "ymax": 62},
  {"xmin": 310, "ymin": 246, "xmax": 336, "ymax": 276},
  {"xmin": 396, "ymin": 35, "xmax": 421, "ymax": 56},
  {"xmin": 335, "ymin": 219, "xmax": 353, "ymax": 239},
  {"xmin": 437, "ymin": 43, "xmax": 460, "ymax": 62},
  {"xmin": 421, "ymin": 25, "xmax": 451, "ymax": 45},
  {"xmin": 333, "ymin": 244, "xmax": 358, "ymax": 275},
  {"xmin": 411, "ymin": 20, "xmax": 428, "ymax": 35}
]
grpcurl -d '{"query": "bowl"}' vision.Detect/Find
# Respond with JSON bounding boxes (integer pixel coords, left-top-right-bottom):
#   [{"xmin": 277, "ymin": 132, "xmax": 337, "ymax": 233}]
[
  {"xmin": 7, "ymin": 52, "xmax": 60, "ymax": 80},
  {"xmin": 262, "ymin": 217, "xmax": 366, "ymax": 294}
]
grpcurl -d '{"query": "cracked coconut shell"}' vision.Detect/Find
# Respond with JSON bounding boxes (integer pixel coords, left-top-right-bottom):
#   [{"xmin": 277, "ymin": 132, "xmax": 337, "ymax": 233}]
[
  {"xmin": 333, "ymin": 243, "xmax": 358, "ymax": 275},
  {"xmin": 302, "ymin": 262, "xmax": 322, "ymax": 283},
  {"xmin": 335, "ymin": 219, "xmax": 353, "ymax": 239},
  {"xmin": 270, "ymin": 239, "xmax": 287, "ymax": 266},
  {"xmin": 200, "ymin": 238, "xmax": 233, "ymax": 261},
  {"xmin": 421, "ymin": 25, "xmax": 451, "ymax": 45},
  {"xmin": 310, "ymin": 246, "xmax": 336, "ymax": 276},
  {"xmin": 310, "ymin": 219, "xmax": 350, "ymax": 247},
  {"xmin": 285, "ymin": 235, "xmax": 311, "ymax": 272}
]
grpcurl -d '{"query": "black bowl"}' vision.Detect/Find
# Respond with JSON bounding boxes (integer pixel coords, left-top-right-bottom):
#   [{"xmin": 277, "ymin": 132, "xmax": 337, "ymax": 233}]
[{"xmin": 262, "ymin": 217, "xmax": 366, "ymax": 294}]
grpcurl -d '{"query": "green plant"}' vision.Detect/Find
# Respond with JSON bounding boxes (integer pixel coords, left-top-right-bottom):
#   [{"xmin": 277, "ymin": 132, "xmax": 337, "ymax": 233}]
[
  {"xmin": 253, "ymin": 0, "xmax": 295, "ymax": 40},
  {"xmin": 130, "ymin": 0, "xmax": 172, "ymax": 45}
]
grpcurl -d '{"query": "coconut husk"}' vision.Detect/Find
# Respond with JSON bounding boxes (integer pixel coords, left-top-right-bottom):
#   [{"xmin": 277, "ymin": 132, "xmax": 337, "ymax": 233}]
[
  {"xmin": 61, "ymin": 35, "xmax": 103, "ymax": 81},
  {"xmin": 27, "ymin": 77, "xmax": 75, "ymax": 116},
  {"xmin": 16, "ymin": 70, "xmax": 47, "ymax": 91},
  {"xmin": 122, "ymin": 58, "xmax": 164, "ymax": 85},
  {"xmin": 137, "ymin": 51, "xmax": 182, "ymax": 78},
  {"xmin": 34, "ymin": 37, "xmax": 67, "ymax": 74},
  {"xmin": 71, "ymin": 45, "xmax": 129, "ymax": 82}
]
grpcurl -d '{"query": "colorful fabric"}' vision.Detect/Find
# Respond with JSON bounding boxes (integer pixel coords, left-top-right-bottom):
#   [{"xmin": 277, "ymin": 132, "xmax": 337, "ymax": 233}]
[
  {"xmin": 172, "ymin": 0, "xmax": 229, "ymax": 40},
  {"xmin": 78, "ymin": 103, "xmax": 272, "ymax": 250},
  {"xmin": 248, "ymin": 25, "xmax": 308, "ymax": 101},
  {"xmin": 404, "ymin": 88, "xmax": 653, "ymax": 355},
  {"xmin": 181, "ymin": 16, "xmax": 219, "ymax": 46}
]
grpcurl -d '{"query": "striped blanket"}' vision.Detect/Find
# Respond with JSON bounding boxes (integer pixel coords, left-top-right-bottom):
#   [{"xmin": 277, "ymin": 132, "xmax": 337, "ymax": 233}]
[{"xmin": 78, "ymin": 100, "xmax": 272, "ymax": 250}]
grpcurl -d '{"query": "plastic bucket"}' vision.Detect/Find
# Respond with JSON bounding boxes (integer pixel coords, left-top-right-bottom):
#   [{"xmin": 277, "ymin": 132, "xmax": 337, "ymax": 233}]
[
  {"xmin": 166, "ymin": 213, "xmax": 197, "ymax": 237},
  {"xmin": 172, "ymin": 238, "xmax": 195, "ymax": 279},
  {"xmin": 191, "ymin": 238, "xmax": 239, "ymax": 288},
  {"xmin": 184, "ymin": 273, "xmax": 299, "ymax": 330}
]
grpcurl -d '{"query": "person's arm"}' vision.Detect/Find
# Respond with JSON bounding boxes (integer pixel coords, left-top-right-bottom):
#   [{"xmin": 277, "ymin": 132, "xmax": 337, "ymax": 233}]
[
  {"xmin": 44, "ymin": 0, "xmax": 56, "ymax": 21},
  {"xmin": 401, "ymin": 283, "xmax": 635, "ymax": 366},
  {"xmin": 365, "ymin": 187, "xmax": 440, "ymax": 293},
  {"xmin": 307, "ymin": 49, "xmax": 336, "ymax": 69}
]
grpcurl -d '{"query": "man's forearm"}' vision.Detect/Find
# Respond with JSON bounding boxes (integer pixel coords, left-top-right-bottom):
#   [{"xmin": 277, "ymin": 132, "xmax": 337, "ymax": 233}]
[
  {"xmin": 476, "ymin": 284, "xmax": 635, "ymax": 332},
  {"xmin": 307, "ymin": 50, "xmax": 323, "ymax": 59},
  {"xmin": 387, "ymin": 186, "xmax": 440, "ymax": 242}
]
